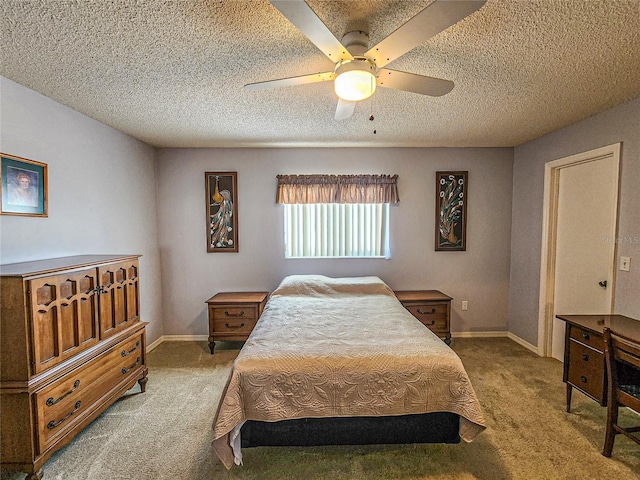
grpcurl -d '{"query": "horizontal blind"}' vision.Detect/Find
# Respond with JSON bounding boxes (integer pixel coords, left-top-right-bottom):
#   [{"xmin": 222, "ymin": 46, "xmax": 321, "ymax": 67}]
[{"xmin": 284, "ymin": 203, "xmax": 389, "ymax": 258}]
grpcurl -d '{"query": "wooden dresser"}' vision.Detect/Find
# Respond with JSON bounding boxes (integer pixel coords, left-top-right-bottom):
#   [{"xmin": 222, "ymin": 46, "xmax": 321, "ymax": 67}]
[
  {"xmin": 394, "ymin": 290, "xmax": 453, "ymax": 344},
  {"xmin": 0, "ymin": 255, "xmax": 148, "ymax": 480},
  {"xmin": 556, "ymin": 314, "xmax": 640, "ymax": 412},
  {"xmin": 206, "ymin": 292, "xmax": 268, "ymax": 354}
]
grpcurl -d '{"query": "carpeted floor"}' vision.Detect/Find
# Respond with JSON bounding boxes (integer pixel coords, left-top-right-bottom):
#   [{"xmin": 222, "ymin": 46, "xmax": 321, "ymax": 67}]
[{"xmin": 2, "ymin": 338, "xmax": 639, "ymax": 480}]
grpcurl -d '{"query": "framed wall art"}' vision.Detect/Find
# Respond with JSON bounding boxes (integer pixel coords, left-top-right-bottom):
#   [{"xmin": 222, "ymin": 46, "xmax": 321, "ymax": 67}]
[
  {"xmin": 205, "ymin": 171, "xmax": 238, "ymax": 252},
  {"xmin": 435, "ymin": 171, "xmax": 467, "ymax": 251},
  {"xmin": 1, "ymin": 153, "xmax": 48, "ymax": 217}
]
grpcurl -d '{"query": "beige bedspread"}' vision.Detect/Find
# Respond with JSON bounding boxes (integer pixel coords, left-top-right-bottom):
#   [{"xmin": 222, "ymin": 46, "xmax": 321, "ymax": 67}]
[{"xmin": 212, "ymin": 275, "xmax": 486, "ymax": 468}]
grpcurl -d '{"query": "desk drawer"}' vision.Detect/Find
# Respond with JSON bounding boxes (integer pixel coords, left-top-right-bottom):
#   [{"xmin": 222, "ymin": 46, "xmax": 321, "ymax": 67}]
[
  {"xmin": 567, "ymin": 340, "xmax": 604, "ymax": 403},
  {"xmin": 569, "ymin": 325, "xmax": 603, "ymax": 351}
]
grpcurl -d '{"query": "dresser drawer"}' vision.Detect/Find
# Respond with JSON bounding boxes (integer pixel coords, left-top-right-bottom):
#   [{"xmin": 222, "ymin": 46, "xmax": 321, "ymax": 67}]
[
  {"xmin": 35, "ymin": 331, "xmax": 145, "ymax": 453},
  {"xmin": 569, "ymin": 325, "xmax": 603, "ymax": 351},
  {"xmin": 567, "ymin": 340, "xmax": 604, "ymax": 402}
]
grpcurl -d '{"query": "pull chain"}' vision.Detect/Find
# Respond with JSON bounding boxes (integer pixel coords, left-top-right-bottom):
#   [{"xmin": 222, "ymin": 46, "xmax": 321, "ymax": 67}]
[{"xmin": 369, "ymin": 77, "xmax": 377, "ymax": 134}]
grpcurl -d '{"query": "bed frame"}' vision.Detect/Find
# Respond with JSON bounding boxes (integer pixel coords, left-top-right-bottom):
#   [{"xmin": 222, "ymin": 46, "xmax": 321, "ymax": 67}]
[{"xmin": 241, "ymin": 412, "xmax": 461, "ymax": 448}]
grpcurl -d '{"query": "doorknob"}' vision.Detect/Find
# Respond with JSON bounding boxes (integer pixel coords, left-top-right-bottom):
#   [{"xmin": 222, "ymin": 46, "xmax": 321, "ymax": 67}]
[{"xmin": 598, "ymin": 280, "xmax": 607, "ymax": 288}]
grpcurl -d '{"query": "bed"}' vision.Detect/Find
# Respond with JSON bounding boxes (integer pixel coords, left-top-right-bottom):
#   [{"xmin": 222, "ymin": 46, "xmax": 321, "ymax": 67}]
[{"xmin": 212, "ymin": 275, "xmax": 486, "ymax": 469}]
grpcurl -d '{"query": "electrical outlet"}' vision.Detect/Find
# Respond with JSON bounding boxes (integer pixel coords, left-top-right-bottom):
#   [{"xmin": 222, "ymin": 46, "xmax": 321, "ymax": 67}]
[
  {"xmin": 620, "ymin": 256, "xmax": 631, "ymax": 272},
  {"xmin": 462, "ymin": 300, "xmax": 468, "ymax": 311}
]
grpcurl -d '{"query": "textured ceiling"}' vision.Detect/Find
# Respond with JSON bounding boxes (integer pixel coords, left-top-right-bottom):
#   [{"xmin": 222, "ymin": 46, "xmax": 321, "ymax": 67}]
[{"xmin": 1, "ymin": 0, "xmax": 640, "ymax": 148}]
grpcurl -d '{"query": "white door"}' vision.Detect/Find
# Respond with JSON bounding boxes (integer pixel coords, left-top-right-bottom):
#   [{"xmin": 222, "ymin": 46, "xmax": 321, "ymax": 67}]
[{"xmin": 551, "ymin": 155, "xmax": 619, "ymax": 360}]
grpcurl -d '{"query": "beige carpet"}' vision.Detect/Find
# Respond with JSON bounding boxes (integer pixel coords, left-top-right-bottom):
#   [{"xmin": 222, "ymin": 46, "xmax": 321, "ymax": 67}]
[{"xmin": 2, "ymin": 338, "xmax": 639, "ymax": 480}]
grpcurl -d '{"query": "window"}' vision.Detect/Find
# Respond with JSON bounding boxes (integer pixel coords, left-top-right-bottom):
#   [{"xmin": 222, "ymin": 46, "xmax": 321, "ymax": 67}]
[
  {"xmin": 284, "ymin": 203, "xmax": 390, "ymax": 258},
  {"xmin": 276, "ymin": 174, "xmax": 399, "ymax": 259}
]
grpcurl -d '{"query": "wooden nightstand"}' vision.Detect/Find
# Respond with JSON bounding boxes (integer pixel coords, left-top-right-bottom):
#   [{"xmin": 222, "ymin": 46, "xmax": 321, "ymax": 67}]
[
  {"xmin": 206, "ymin": 292, "xmax": 268, "ymax": 354},
  {"xmin": 394, "ymin": 290, "xmax": 453, "ymax": 345}
]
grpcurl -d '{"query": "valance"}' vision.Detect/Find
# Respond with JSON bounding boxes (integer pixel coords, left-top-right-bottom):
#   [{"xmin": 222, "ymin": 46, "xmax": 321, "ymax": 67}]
[{"xmin": 276, "ymin": 174, "xmax": 399, "ymax": 204}]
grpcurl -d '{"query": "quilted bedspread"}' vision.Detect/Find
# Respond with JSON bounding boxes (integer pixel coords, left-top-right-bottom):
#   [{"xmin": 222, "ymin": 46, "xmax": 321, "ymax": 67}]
[{"xmin": 212, "ymin": 275, "xmax": 486, "ymax": 468}]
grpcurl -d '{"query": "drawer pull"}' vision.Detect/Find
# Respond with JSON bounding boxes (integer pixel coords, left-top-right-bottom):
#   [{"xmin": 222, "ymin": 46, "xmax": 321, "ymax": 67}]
[
  {"xmin": 121, "ymin": 356, "xmax": 141, "ymax": 374},
  {"xmin": 417, "ymin": 308, "xmax": 436, "ymax": 315},
  {"xmin": 225, "ymin": 310, "xmax": 245, "ymax": 317},
  {"xmin": 225, "ymin": 322, "xmax": 245, "ymax": 329},
  {"xmin": 582, "ymin": 332, "xmax": 590, "ymax": 340},
  {"xmin": 46, "ymin": 379, "xmax": 80, "ymax": 406},
  {"xmin": 47, "ymin": 400, "xmax": 81, "ymax": 429},
  {"xmin": 121, "ymin": 341, "xmax": 141, "ymax": 357},
  {"xmin": 424, "ymin": 320, "xmax": 436, "ymax": 326},
  {"xmin": 582, "ymin": 354, "xmax": 589, "ymax": 362},
  {"xmin": 581, "ymin": 376, "xmax": 588, "ymax": 383}
]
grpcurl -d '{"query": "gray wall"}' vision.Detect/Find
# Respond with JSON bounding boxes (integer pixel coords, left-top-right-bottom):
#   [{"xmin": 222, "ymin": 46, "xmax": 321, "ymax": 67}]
[
  {"xmin": 509, "ymin": 96, "xmax": 640, "ymax": 345},
  {"xmin": 0, "ymin": 77, "xmax": 165, "ymax": 343},
  {"xmin": 156, "ymin": 147, "xmax": 513, "ymax": 337},
  {"xmin": 11, "ymin": 72, "xmax": 635, "ymax": 349}
]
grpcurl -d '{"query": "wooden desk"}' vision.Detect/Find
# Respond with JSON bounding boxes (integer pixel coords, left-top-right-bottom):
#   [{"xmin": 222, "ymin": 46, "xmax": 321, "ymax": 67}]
[{"xmin": 556, "ymin": 314, "xmax": 640, "ymax": 412}]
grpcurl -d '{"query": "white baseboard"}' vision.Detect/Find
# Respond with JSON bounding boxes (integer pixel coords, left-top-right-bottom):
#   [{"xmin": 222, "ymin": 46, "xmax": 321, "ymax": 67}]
[
  {"xmin": 147, "ymin": 332, "xmax": 540, "ymax": 355},
  {"xmin": 147, "ymin": 335, "xmax": 208, "ymax": 352},
  {"xmin": 506, "ymin": 332, "xmax": 540, "ymax": 354},
  {"xmin": 453, "ymin": 331, "xmax": 540, "ymax": 355},
  {"xmin": 452, "ymin": 331, "xmax": 508, "ymax": 338}
]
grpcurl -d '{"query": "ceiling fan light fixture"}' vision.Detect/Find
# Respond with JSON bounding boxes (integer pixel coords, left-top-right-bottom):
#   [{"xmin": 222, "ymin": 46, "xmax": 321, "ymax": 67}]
[{"xmin": 334, "ymin": 59, "xmax": 376, "ymax": 102}]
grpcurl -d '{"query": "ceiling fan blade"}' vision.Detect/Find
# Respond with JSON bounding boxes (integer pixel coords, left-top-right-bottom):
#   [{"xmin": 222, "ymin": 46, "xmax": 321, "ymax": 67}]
[
  {"xmin": 377, "ymin": 69, "xmax": 454, "ymax": 96},
  {"xmin": 365, "ymin": 0, "xmax": 486, "ymax": 69},
  {"xmin": 335, "ymin": 99, "xmax": 356, "ymax": 121},
  {"xmin": 245, "ymin": 71, "xmax": 335, "ymax": 91},
  {"xmin": 270, "ymin": 0, "xmax": 353, "ymax": 62}
]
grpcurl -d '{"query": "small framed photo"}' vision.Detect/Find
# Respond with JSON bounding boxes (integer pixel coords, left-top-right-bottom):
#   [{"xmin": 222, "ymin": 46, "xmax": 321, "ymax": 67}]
[
  {"xmin": 205, "ymin": 172, "xmax": 238, "ymax": 252},
  {"xmin": 435, "ymin": 171, "xmax": 467, "ymax": 251},
  {"xmin": 1, "ymin": 153, "xmax": 48, "ymax": 217}
]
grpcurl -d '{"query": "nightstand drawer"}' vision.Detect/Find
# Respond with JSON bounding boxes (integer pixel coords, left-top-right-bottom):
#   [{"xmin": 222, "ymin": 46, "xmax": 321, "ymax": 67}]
[
  {"xmin": 211, "ymin": 305, "xmax": 259, "ymax": 322},
  {"xmin": 403, "ymin": 304, "xmax": 448, "ymax": 328},
  {"xmin": 211, "ymin": 314, "xmax": 257, "ymax": 335}
]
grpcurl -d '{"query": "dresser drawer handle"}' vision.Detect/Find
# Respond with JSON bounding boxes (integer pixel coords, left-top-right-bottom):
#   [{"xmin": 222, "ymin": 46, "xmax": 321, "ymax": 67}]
[
  {"xmin": 417, "ymin": 308, "xmax": 436, "ymax": 315},
  {"xmin": 46, "ymin": 379, "xmax": 80, "ymax": 406},
  {"xmin": 581, "ymin": 376, "xmax": 588, "ymax": 383},
  {"xmin": 122, "ymin": 356, "xmax": 141, "ymax": 374},
  {"xmin": 582, "ymin": 333, "xmax": 590, "ymax": 340},
  {"xmin": 424, "ymin": 320, "xmax": 436, "ymax": 326},
  {"xmin": 225, "ymin": 322, "xmax": 245, "ymax": 329},
  {"xmin": 225, "ymin": 311, "xmax": 245, "ymax": 317},
  {"xmin": 121, "ymin": 341, "xmax": 141, "ymax": 357},
  {"xmin": 47, "ymin": 400, "xmax": 81, "ymax": 429},
  {"xmin": 582, "ymin": 354, "xmax": 589, "ymax": 362}
]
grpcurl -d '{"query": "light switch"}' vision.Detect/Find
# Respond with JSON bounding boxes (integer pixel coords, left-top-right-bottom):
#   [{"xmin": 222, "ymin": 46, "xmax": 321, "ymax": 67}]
[{"xmin": 620, "ymin": 256, "xmax": 631, "ymax": 272}]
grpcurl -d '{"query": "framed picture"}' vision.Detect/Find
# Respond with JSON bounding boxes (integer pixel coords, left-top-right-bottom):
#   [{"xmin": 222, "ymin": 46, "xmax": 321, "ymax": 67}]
[
  {"xmin": 205, "ymin": 172, "xmax": 238, "ymax": 253},
  {"xmin": 1, "ymin": 153, "xmax": 48, "ymax": 217},
  {"xmin": 435, "ymin": 171, "xmax": 467, "ymax": 251}
]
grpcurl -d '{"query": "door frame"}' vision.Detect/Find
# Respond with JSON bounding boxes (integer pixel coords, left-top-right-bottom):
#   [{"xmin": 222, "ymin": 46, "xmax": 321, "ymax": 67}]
[{"xmin": 537, "ymin": 142, "xmax": 621, "ymax": 356}]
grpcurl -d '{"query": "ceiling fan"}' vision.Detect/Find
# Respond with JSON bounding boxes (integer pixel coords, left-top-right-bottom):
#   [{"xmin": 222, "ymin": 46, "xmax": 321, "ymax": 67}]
[{"xmin": 245, "ymin": 0, "xmax": 487, "ymax": 121}]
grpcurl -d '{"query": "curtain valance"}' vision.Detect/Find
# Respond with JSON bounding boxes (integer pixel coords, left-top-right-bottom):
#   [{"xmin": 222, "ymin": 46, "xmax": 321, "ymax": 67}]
[{"xmin": 276, "ymin": 174, "xmax": 399, "ymax": 204}]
